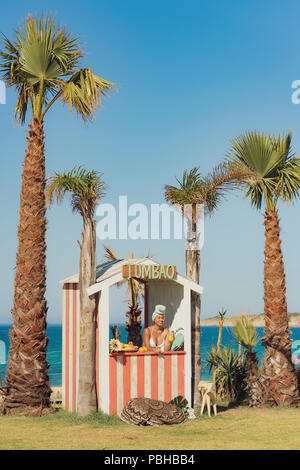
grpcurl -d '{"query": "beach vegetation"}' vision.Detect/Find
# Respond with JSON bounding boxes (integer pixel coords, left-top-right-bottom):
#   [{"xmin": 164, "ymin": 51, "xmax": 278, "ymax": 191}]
[
  {"xmin": 206, "ymin": 344, "xmax": 246, "ymax": 403},
  {"xmin": 164, "ymin": 165, "xmax": 244, "ymax": 406},
  {"xmin": 226, "ymin": 131, "xmax": 300, "ymax": 406},
  {"xmin": 217, "ymin": 307, "xmax": 227, "ymax": 352},
  {"xmin": 0, "ymin": 14, "xmax": 115, "ymax": 414},
  {"xmin": 233, "ymin": 315, "xmax": 263, "ymax": 406},
  {"xmin": 46, "ymin": 166, "xmax": 106, "ymax": 417}
]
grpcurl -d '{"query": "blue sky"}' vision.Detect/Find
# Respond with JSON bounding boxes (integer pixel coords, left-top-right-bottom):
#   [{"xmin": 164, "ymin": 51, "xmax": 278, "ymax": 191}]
[{"xmin": 1, "ymin": 0, "xmax": 300, "ymax": 323}]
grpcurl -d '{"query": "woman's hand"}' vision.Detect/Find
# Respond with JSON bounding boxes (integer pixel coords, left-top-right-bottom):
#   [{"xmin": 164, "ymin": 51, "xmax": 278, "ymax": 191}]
[
  {"xmin": 164, "ymin": 328, "xmax": 173, "ymax": 352},
  {"xmin": 167, "ymin": 331, "xmax": 175, "ymax": 343}
]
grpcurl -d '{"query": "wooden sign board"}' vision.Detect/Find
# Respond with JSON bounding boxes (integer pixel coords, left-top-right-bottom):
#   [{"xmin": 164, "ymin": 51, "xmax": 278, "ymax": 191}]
[{"xmin": 122, "ymin": 264, "xmax": 177, "ymax": 281}]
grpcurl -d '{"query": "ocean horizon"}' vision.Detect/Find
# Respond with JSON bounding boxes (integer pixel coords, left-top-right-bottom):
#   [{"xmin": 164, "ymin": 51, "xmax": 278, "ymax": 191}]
[{"xmin": 1, "ymin": 324, "xmax": 300, "ymax": 387}]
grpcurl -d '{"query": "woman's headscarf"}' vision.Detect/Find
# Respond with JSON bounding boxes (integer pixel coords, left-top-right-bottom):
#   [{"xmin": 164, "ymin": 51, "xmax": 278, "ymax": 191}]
[{"xmin": 152, "ymin": 304, "xmax": 166, "ymax": 322}]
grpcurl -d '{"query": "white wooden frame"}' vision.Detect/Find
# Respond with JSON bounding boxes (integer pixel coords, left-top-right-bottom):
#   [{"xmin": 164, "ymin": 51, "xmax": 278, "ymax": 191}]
[{"xmin": 61, "ymin": 259, "xmax": 203, "ymax": 413}]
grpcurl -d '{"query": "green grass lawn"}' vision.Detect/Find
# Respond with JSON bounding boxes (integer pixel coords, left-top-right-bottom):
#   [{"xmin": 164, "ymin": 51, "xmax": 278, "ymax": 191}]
[{"xmin": 1, "ymin": 405, "xmax": 300, "ymax": 450}]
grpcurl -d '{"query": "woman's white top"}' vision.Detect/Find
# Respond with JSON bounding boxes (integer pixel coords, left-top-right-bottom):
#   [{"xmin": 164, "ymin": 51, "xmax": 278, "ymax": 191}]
[{"xmin": 149, "ymin": 329, "xmax": 165, "ymax": 351}]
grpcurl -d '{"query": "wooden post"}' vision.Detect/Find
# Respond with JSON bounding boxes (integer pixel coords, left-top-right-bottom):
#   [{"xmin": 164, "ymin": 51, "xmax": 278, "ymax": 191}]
[
  {"xmin": 98, "ymin": 287, "xmax": 110, "ymax": 414},
  {"xmin": 184, "ymin": 285, "xmax": 192, "ymax": 407},
  {"xmin": 144, "ymin": 282, "xmax": 148, "ymax": 328}
]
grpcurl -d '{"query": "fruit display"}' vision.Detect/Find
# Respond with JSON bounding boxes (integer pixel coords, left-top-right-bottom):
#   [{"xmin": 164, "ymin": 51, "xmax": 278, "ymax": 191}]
[
  {"xmin": 109, "ymin": 339, "xmax": 138, "ymax": 353},
  {"xmin": 121, "ymin": 341, "xmax": 139, "ymax": 352},
  {"xmin": 109, "ymin": 339, "xmax": 149, "ymax": 353}
]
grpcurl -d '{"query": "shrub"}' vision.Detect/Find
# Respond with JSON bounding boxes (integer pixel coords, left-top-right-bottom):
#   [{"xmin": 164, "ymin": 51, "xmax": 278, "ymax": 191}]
[
  {"xmin": 206, "ymin": 345, "xmax": 246, "ymax": 403},
  {"xmin": 232, "ymin": 315, "xmax": 263, "ymax": 407}
]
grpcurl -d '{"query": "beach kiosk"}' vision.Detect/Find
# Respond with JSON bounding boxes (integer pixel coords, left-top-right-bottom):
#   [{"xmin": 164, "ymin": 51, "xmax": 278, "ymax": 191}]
[{"xmin": 60, "ymin": 258, "xmax": 203, "ymax": 415}]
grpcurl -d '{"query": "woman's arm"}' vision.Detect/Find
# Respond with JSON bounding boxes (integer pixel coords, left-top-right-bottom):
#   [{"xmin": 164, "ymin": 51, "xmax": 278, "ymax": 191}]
[
  {"xmin": 143, "ymin": 327, "xmax": 161, "ymax": 353},
  {"xmin": 164, "ymin": 328, "xmax": 172, "ymax": 352}
]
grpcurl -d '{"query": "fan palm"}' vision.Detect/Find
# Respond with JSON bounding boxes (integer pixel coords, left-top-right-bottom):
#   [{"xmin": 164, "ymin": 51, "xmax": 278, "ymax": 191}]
[
  {"xmin": 233, "ymin": 315, "xmax": 262, "ymax": 406},
  {"xmin": 164, "ymin": 164, "xmax": 238, "ymax": 406},
  {"xmin": 46, "ymin": 166, "xmax": 106, "ymax": 416},
  {"xmin": 103, "ymin": 244, "xmax": 148, "ymax": 347},
  {"xmin": 226, "ymin": 131, "xmax": 300, "ymax": 406},
  {"xmin": 0, "ymin": 15, "xmax": 115, "ymax": 413}
]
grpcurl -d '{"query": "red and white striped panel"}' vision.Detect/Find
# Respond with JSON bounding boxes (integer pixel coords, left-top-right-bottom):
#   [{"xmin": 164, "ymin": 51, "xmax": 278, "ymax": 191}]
[
  {"xmin": 62, "ymin": 283, "xmax": 79, "ymax": 412},
  {"xmin": 109, "ymin": 351, "xmax": 185, "ymax": 415}
]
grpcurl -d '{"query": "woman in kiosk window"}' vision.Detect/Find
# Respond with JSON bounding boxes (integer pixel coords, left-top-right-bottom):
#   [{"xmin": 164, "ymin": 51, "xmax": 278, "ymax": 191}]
[{"xmin": 143, "ymin": 305, "xmax": 174, "ymax": 352}]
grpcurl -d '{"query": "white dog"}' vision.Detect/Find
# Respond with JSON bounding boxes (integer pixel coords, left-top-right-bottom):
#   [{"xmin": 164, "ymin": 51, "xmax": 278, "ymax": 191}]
[{"xmin": 198, "ymin": 381, "xmax": 217, "ymax": 417}]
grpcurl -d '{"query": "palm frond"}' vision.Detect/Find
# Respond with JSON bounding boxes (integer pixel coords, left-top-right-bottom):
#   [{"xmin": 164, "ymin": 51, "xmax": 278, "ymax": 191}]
[
  {"xmin": 0, "ymin": 14, "xmax": 115, "ymax": 123},
  {"xmin": 103, "ymin": 245, "xmax": 147, "ymax": 303},
  {"xmin": 145, "ymin": 248, "xmax": 153, "ymax": 259},
  {"xmin": 194, "ymin": 164, "xmax": 237, "ymax": 215},
  {"xmin": 225, "ymin": 131, "xmax": 300, "ymax": 210},
  {"xmin": 218, "ymin": 307, "xmax": 227, "ymax": 321},
  {"xmin": 165, "ymin": 164, "xmax": 247, "ymax": 217},
  {"xmin": 164, "ymin": 167, "xmax": 203, "ymax": 207},
  {"xmin": 103, "ymin": 243, "xmax": 118, "ymax": 262},
  {"xmin": 46, "ymin": 165, "xmax": 106, "ymax": 219},
  {"xmin": 206, "ymin": 345, "xmax": 246, "ymax": 401},
  {"xmin": 59, "ymin": 68, "xmax": 116, "ymax": 121},
  {"xmin": 233, "ymin": 315, "xmax": 258, "ymax": 352}
]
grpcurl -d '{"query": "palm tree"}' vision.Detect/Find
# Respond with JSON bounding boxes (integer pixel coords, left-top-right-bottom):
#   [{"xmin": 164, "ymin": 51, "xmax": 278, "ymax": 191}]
[
  {"xmin": 0, "ymin": 15, "xmax": 115, "ymax": 413},
  {"xmin": 165, "ymin": 164, "xmax": 238, "ymax": 406},
  {"xmin": 226, "ymin": 131, "xmax": 300, "ymax": 406},
  {"xmin": 233, "ymin": 315, "xmax": 262, "ymax": 406},
  {"xmin": 217, "ymin": 307, "xmax": 227, "ymax": 353},
  {"xmin": 46, "ymin": 166, "xmax": 106, "ymax": 416},
  {"xmin": 103, "ymin": 244, "xmax": 147, "ymax": 347}
]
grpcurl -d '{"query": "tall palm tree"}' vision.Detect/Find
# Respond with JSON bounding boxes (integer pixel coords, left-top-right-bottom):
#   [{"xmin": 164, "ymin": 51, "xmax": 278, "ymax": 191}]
[
  {"xmin": 103, "ymin": 245, "xmax": 148, "ymax": 348},
  {"xmin": 217, "ymin": 307, "xmax": 227, "ymax": 353},
  {"xmin": 46, "ymin": 166, "xmax": 106, "ymax": 417},
  {"xmin": 165, "ymin": 164, "xmax": 237, "ymax": 406},
  {"xmin": 233, "ymin": 315, "xmax": 262, "ymax": 407},
  {"xmin": 226, "ymin": 131, "xmax": 300, "ymax": 406},
  {"xmin": 0, "ymin": 15, "xmax": 115, "ymax": 413}
]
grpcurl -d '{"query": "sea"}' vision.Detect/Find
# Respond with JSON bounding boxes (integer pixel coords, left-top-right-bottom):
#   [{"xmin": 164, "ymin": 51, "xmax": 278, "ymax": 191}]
[{"xmin": 1, "ymin": 324, "xmax": 300, "ymax": 387}]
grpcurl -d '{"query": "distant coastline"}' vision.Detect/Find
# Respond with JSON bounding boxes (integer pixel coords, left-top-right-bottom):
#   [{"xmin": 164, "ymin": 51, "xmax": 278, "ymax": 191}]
[
  {"xmin": 1, "ymin": 315, "xmax": 300, "ymax": 328},
  {"xmin": 201, "ymin": 313, "xmax": 300, "ymax": 328}
]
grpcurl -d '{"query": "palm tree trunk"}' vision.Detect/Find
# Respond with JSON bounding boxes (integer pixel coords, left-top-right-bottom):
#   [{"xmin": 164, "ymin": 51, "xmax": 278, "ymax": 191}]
[
  {"xmin": 2, "ymin": 118, "xmax": 51, "ymax": 413},
  {"xmin": 262, "ymin": 209, "xmax": 298, "ymax": 406},
  {"xmin": 186, "ymin": 241, "xmax": 201, "ymax": 407},
  {"xmin": 77, "ymin": 218, "xmax": 97, "ymax": 417},
  {"xmin": 126, "ymin": 304, "xmax": 143, "ymax": 347},
  {"xmin": 125, "ymin": 279, "xmax": 142, "ymax": 347},
  {"xmin": 217, "ymin": 321, "xmax": 224, "ymax": 353},
  {"xmin": 245, "ymin": 351, "xmax": 262, "ymax": 407}
]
